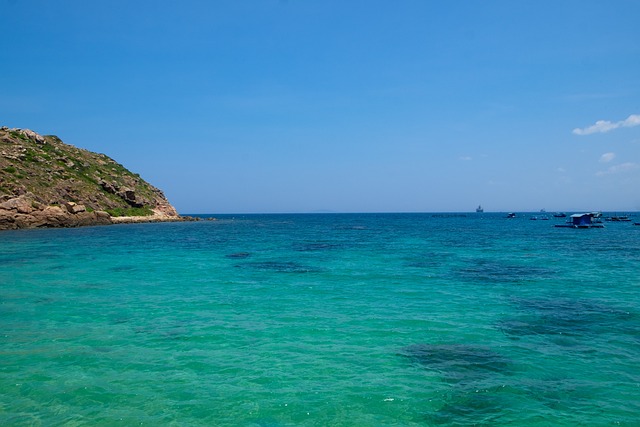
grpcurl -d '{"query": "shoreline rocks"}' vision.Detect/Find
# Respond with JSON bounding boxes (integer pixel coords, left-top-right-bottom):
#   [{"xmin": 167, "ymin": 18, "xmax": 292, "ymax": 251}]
[
  {"xmin": 0, "ymin": 194, "xmax": 113, "ymax": 230},
  {"xmin": 0, "ymin": 194, "xmax": 192, "ymax": 230}
]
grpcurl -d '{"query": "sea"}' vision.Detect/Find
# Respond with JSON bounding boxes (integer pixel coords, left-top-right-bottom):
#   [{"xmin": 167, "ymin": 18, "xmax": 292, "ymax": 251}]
[{"xmin": 1, "ymin": 213, "xmax": 639, "ymax": 426}]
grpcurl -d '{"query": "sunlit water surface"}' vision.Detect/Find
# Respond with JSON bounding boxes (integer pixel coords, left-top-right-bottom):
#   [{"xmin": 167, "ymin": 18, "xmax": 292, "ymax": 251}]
[{"xmin": 1, "ymin": 213, "xmax": 639, "ymax": 426}]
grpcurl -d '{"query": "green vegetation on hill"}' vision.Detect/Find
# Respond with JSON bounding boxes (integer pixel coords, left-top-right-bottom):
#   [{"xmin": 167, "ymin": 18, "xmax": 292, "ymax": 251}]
[
  {"xmin": 105, "ymin": 207, "xmax": 155, "ymax": 217},
  {"xmin": 0, "ymin": 127, "xmax": 177, "ymax": 217}
]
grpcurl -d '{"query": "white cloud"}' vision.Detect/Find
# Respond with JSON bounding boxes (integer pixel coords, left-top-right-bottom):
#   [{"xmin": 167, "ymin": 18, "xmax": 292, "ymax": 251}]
[
  {"xmin": 459, "ymin": 156, "xmax": 472, "ymax": 161},
  {"xmin": 596, "ymin": 162, "xmax": 639, "ymax": 176},
  {"xmin": 556, "ymin": 167, "xmax": 566, "ymax": 173},
  {"xmin": 599, "ymin": 152, "xmax": 616, "ymax": 163},
  {"xmin": 573, "ymin": 114, "xmax": 640, "ymax": 136},
  {"xmin": 574, "ymin": 120, "xmax": 618, "ymax": 135},
  {"xmin": 624, "ymin": 115, "xmax": 640, "ymax": 127}
]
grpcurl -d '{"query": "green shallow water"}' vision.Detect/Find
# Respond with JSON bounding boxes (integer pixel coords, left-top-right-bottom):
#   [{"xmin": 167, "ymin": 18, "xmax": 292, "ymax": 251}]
[{"xmin": 1, "ymin": 213, "xmax": 639, "ymax": 426}]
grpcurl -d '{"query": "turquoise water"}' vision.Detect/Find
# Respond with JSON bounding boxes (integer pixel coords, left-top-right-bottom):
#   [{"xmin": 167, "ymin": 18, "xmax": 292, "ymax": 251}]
[{"xmin": 1, "ymin": 213, "xmax": 639, "ymax": 426}]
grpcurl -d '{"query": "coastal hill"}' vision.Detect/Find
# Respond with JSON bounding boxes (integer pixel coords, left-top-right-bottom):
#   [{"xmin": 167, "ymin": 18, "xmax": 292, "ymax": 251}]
[{"xmin": 0, "ymin": 126, "xmax": 180, "ymax": 230}]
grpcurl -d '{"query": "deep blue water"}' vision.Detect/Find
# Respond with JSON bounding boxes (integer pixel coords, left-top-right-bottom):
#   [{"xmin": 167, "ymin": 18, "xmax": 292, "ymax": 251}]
[{"xmin": 1, "ymin": 213, "xmax": 639, "ymax": 426}]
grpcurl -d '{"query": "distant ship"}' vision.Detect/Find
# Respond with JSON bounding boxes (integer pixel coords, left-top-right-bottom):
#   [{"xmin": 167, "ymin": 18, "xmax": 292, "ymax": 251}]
[{"xmin": 476, "ymin": 205, "xmax": 484, "ymax": 213}]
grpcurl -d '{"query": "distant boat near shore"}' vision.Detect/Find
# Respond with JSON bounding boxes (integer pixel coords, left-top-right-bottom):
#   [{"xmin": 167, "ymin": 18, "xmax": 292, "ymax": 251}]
[
  {"xmin": 555, "ymin": 212, "xmax": 604, "ymax": 229},
  {"xmin": 476, "ymin": 205, "xmax": 484, "ymax": 213},
  {"xmin": 530, "ymin": 215, "xmax": 549, "ymax": 220},
  {"xmin": 605, "ymin": 215, "xmax": 632, "ymax": 222}
]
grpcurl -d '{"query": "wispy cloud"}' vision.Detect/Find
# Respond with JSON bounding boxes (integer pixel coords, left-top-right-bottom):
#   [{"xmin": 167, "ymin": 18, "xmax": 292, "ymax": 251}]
[
  {"xmin": 596, "ymin": 162, "xmax": 639, "ymax": 176},
  {"xmin": 599, "ymin": 152, "xmax": 616, "ymax": 163},
  {"xmin": 459, "ymin": 156, "xmax": 472, "ymax": 161},
  {"xmin": 573, "ymin": 114, "xmax": 640, "ymax": 136}
]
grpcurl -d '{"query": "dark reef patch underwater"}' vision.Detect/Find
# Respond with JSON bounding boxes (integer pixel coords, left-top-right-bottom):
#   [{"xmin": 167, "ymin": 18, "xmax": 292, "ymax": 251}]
[
  {"xmin": 225, "ymin": 251, "xmax": 251, "ymax": 259},
  {"xmin": 498, "ymin": 297, "xmax": 639, "ymax": 339},
  {"xmin": 291, "ymin": 241, "xmax": 346, "ymax": 252},
  {"xmin": 455, "ymin": 258, "xmax": 555, "ymax": 285},
  {"xmin": 234, "ymin": 260, "xmax": 320, "ymax": 273},
  {"xmin": 399, "ymin": 343, "xmax": 517, "ymax": 425},
  {"xmin": 400, "ymin": 343, "xmax": 512, "ymax": 384}
]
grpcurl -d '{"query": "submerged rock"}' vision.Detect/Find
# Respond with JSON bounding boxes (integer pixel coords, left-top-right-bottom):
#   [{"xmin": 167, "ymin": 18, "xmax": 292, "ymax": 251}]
[
  {"xmin": 235, "ymin": 260, "xmax": 318, "ymax": 273},
  {"xmin": 400, "ymin": 343, "xmax": 512, "ymax": 384},
  {"xmin": 456, "ymin": 259, "xmax": 554, "ymax": 284},
  {"xmin": 225, "ymin": 252, "xmax": 251, "ymax": 259},
  {"xmin": 498, "ymin": 297, "xmax": 639, "ymax": 339}
]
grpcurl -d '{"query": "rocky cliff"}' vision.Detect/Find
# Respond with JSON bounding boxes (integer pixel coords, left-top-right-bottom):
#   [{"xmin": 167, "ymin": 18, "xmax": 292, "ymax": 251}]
[{"xmin": 0, "ymin": 126, "xmax": 180, "ymax": 230}]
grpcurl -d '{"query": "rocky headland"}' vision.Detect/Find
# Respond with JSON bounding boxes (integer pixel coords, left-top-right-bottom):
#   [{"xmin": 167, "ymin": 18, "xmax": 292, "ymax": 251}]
[{"xmin": 0, "ymin": 126, "xmax": 182, "ymax": 230}]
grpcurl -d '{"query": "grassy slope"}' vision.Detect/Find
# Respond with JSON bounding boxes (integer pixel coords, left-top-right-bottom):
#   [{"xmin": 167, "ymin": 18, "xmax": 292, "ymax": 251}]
[{"xmin": 0, "ymin": 128, "xmax": 173, "ymax": 217}]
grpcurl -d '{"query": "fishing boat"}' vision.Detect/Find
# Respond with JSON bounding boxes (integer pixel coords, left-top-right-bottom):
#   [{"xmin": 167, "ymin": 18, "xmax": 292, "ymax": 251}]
[
  {"xmin": 605, "ymin": 215, "xmax": 631, "ymax": 222},
  {"xmin": 476, "ymin": 205, "xmax": 483, "ymax": 213},
  {"xmin": 530, "ymin": 215, "xmax": 549, "ymax": 220}
]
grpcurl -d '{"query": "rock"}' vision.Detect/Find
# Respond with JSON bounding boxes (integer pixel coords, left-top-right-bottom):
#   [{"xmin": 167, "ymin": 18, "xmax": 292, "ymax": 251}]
[
  {"xmin": 0, "ymin": 195, "xmax": 34, "ymax": 214},
  {"xmin": 0, "ymin": 210, "xmax": 17, "ymax": 229},
  {"xmin": 63, "ymin": 201, "xmax": 86, "ymax": 214},
  {"xmin": 15, "ymin": 128, "xmax": 47, "ymax": 144},
  {"xmin": 74, "ymin": 211, "xmax": 100, "ymax": 227},
  {"xmin": 0, "ymin": 194, "xmax": 113, "ymax": 229},
  {"xmin": 99, "ymin": 179, "xmax": 118, "ymax": 194},
  {"xmin": 153, "ymin": 199, "xmax": 180, "ymax": 217},
  {"xmin": 95, "ymin": 210, "xmax": 111, "ymax": 220},
  {"xmin": 31, "ymin": 206, "xmax": 67, "ymax": 227},
  {"xmin": 123, "ymin": 188, "xmax": 136, "ymax": 201},
  {"xmin": 120, "ymin": 188, "xmax": 144, "ymax": 207},
  {"xmin": 22, "ymin": 206, "xmax": 113, "ymax": 228}
]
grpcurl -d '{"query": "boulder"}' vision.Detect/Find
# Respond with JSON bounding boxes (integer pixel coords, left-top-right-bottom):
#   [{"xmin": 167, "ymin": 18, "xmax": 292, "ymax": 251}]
[
  {"xmin": 11, "ymin": 128, "xmax": 47, "ymax": 144},
  {"xmin": 0, "ymin": 197, "xmax": 113, "ymax": 230},
  {"xmin": 0, "ymin": 195, "xmax": 33, "ymax": 214},
  {"xmin": 99, "ymin": 179, "xmax": 118, "ymax": 194},
  {"xmin": 0, "ymin": 210, "xmax": 17, "ymax": 229},
  {"xmin": 63, "ymin": 201, "xmax": 86, "ymax": 214},
  {"xmin": 120, "ymin": 188, "xmax": 144, "ymax": 207},
  {"xmin": 32, "ymin": 206, "xmax": 68, "ymax": 227},
  {"xmin": 95, "ymin": 211, "xmax": 112, "ymax": 222}
]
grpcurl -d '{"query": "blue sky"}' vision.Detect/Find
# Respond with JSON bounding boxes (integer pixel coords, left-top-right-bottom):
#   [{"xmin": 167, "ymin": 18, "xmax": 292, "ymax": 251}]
[{"xmin": 2, "ymin": 0, "xmax": 639, "ymax": 213}]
